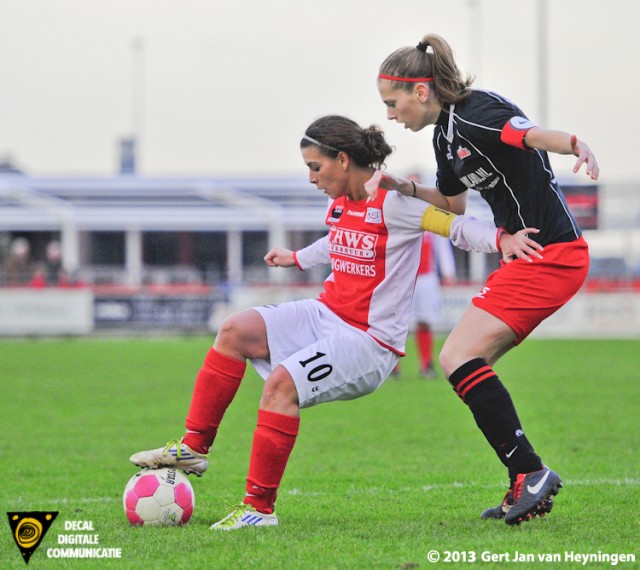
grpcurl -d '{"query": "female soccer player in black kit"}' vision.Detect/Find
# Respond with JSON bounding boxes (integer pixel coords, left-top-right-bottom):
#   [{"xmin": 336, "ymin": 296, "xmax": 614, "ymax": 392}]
[{"xmin": 366, "ymin": 33, "xmax": 599, "ymax": 525}]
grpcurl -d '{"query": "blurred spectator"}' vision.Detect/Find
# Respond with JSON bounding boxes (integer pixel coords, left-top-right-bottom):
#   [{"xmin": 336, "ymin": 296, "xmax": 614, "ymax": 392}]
[
  {"xmin": 44, "ymin": 240, "xmax": 63, "ymax": 285},
  {"xmin": 391, "ymin": 232, "xmax": 456, "ymax": 379},
  {"xmin": 29, "ymin": 266, "xmax": 47, "ymax": 288},
  {"xmin": 412, "ymin": 232, "xmax": 456, "ymax": 378},
  {"xmin": 3, "ymin": 237, "xmax": 34, "ymax": 286},
  {"xmin": 28, "ymin": 240, "xmax": 86, "ymax": 288}
]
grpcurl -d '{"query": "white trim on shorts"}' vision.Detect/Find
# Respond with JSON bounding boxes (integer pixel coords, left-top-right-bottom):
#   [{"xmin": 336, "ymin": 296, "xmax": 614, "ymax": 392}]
[{"xmin": 250, "ymin": 299, "xmax": 398, "ymax": 408}]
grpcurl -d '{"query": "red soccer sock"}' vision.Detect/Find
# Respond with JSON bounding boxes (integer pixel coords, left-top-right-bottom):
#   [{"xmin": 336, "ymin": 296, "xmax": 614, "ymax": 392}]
[
  {"xmin": 244, "ymin": 409, "xmax": 300, "ymax": 514},
  {"xmin": 416, "ymin": 328, "xmax": 434, "ymax": 369},
  {"xmin": 182, "ymin": 347, "xmax": 246, "ymax": 454}
]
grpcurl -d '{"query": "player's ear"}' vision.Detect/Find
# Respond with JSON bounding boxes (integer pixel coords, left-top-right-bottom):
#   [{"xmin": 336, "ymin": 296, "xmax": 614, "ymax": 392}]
[
  {"xmin": 338, "ymin": 151, "xmax": 349, "ymax": 169},
  {"xmin": 415, "ymin": 83, "xmax": 430, "ymax": 103}
]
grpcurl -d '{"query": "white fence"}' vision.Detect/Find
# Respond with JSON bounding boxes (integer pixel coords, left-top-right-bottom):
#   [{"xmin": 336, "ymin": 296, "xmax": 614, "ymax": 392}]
[
  {"xmin": 0, "ymin": 286, "xmax": 636, "ymax": 338},
  {"xmin": 0, "ymin": 289, "xmax": 93, "ymax": 335},
  {"xmin": 210, "ymin": 285, "xmax": 640, "ymax": 340}
]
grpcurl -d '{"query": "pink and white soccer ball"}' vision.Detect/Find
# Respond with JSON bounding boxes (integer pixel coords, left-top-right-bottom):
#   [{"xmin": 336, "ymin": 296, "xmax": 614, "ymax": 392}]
[{"xmin": 123, "ymin": 468, "xmax": 195, "ymax": 525}]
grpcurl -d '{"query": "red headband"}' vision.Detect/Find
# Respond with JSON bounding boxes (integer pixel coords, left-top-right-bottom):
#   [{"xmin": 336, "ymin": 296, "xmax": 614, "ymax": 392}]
[{"xmin": 378, "ymin": 73, "xmax": 434, "ymax": 83}]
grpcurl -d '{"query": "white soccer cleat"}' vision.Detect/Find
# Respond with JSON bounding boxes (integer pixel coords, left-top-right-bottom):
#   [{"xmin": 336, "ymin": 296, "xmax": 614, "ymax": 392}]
[
  {"xmin": 210, "ymin": 503, "xmax": 278, "ymax": 531},
  {"xmin": 129, "ymin": 438, "xmax": 209, "ymax": 477}
]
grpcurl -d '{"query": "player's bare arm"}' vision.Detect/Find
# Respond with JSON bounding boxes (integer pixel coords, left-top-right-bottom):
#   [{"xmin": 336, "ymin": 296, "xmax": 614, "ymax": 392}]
[
  {"xmin": 364, "ymin": 170, "xmax": 462, "ymax": 211},
  {"xmin": 524, "ymin": 127, "xmax": 599, "ymax": 180},
  {"xmin": 264, "ymin": 247, "xmax": 295, "ymax": 267},
  {"xmin": 499, "ymin": 228, "xmax": 544, "ymax": 263}
]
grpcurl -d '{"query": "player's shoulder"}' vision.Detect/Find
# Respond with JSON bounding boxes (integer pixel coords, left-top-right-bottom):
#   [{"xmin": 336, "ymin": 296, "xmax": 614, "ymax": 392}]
[
  {"xmin": 454, "ymin": 90, "xmax": 526, "ymax": 132},
  {"xmin": 380, "ymin": 189, "xmax": 428, "ymax": 221},
  {"xmin": 464, "ymin": 90, "xmax": 526, "ymax": 117},
  {"xmin": 379, "ymin": 187, "xmax": 405, "ymax": 207},
  {"xmin": 461, "ymin": 89, "xmax": 514, "ymax": 106}
]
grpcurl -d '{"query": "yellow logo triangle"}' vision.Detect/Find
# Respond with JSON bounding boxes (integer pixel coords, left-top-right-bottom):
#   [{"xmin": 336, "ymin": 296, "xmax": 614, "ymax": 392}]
[{"xmin": 7, "ymin": 511, "xmax": 59, "ymax": 565}]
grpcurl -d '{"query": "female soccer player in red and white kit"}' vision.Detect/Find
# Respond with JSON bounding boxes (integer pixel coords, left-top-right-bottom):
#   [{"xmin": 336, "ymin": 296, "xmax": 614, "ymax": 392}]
[
  {"xmin": 131, "ymin": 115, "xmax": 542, "ymax": 530},
  {"xmin": 367, "ymin": 34, "xmax": 599, "ymax": 525}
]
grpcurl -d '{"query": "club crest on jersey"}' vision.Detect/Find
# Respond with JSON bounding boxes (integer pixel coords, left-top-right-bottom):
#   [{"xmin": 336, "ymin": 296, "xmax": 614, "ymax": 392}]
[
  {"xmin": 328, "ymin": 227, "xmax": 378, "ymax": 260},
  {"xmin": 457, "ymin": 145, "xmax": 471, "ymax": 159},
  {"xmin": 328, "ymin": 205, "xmax": 343, "ymax": 223},
  {"xmin": 365, "ymin": 208, "xmax": 382, "ymax": 224}
]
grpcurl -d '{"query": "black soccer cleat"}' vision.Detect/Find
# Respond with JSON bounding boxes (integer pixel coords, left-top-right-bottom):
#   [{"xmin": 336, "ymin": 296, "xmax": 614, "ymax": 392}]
[
  {"xmin": 481, "ymin": 488, "xmax": 553, "ymax": 520},
  {"xmin": 504, "ymin": 467, "xmax": 562, "ymax": 525}
]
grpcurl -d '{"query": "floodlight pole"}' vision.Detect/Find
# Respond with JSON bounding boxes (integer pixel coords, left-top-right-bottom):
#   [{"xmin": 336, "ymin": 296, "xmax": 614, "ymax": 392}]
[
  {"xmin": 131, "ymin": 37, "xmax": 145, "ymax": 168},
  {"xmin": 537, "ymin": 0, "xmax": 548, "ymax": 126},
  {"xmin": 467, "ymin": 0, "xmax": 483, "ymax": 84}
]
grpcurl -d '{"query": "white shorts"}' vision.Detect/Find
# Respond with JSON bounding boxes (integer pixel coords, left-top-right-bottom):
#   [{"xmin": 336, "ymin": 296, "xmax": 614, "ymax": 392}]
[
  {"xmin": 412, "ymin": 273, "xmax": 442, "ymax": 324},
  {"xmin": 250, "ymin": 299, "xmax": 398, "ymax": 409}
]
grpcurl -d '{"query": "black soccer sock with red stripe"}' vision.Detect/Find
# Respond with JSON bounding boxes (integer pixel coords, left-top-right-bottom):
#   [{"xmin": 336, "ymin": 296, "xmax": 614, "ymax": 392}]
[{"xmin": 448, "ymin": 358, "xmax": 543, "ymax": 483}]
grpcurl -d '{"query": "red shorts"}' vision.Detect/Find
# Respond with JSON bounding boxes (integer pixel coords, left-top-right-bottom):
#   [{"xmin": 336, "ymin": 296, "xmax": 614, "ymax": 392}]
[{"xmin": 471, "ymin": 236, "xmax": 589, "ymax": 343}]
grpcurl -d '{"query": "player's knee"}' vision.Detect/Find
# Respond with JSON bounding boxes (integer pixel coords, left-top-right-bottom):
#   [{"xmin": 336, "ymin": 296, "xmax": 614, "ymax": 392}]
[
  {"xmin": 215, "ymin": 310, "xmax": 263, "ymax": 356},
  {"xmin": 216, "ymin": 313, "xmax": 246, "ymax": 346},
  {"xmin": 439, "ymin": 343, "xmax": 461, "ymax": 379},
  {"xmin": 260, "ymin": 368, "xmax": 299, "ymax": 414},
  {"xmin": 438, "ymin": 348, "xmax": 451, "ymax": 378}
]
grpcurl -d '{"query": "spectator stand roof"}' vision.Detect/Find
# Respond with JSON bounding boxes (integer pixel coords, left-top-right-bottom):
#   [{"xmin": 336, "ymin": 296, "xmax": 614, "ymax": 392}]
[{"xmin": 0, "ymin": 174, "xmax": 330, "ymax": 232}]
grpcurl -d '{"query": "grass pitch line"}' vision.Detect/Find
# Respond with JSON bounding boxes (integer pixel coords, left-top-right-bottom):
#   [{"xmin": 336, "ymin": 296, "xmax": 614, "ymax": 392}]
[
  {"xmin": 9, "ymin": 496, "xmax": 120, "ymax": 506},
  {"xmin": 288, "ymin": 477, "xmax": 640, "ymax": 497},
  {"xmin": 7, "ymin": 478, "xmax": 637, "ymax": 509}
]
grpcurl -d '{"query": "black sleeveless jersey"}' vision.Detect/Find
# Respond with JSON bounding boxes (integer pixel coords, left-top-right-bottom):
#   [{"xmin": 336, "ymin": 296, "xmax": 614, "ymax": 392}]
[{"xmin": 433, "ymin": 90, "xmax": 582, "ymax": 246}]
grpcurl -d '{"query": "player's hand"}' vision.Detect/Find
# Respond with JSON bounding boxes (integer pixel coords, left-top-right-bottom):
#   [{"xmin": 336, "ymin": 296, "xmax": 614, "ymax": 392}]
[
  {"xmin": 364, "ymin": 170, "xmax": 408, "ymax": 201},
  {"xmin": 264, "ymin": 247, "xmax": 295, "ymax": 267},
  {"xmin": 570, "ymin": 135, "xmax": 599, "ymax": 180},
  {"xmin": 499, "ymin": 228, "xmax": 544, "ymax": 263}
]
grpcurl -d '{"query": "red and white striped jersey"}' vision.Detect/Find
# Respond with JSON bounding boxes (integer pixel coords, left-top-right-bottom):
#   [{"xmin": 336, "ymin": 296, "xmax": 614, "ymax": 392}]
[{"xmin": 294, "ymin": 188, "xmax": 430, "ymax": 355}]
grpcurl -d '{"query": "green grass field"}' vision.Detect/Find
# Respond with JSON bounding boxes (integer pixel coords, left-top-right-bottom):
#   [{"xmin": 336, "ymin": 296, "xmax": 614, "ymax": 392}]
[{"xmin": 1, "ymin": 336, "xmax": 638, "ymax": 569}]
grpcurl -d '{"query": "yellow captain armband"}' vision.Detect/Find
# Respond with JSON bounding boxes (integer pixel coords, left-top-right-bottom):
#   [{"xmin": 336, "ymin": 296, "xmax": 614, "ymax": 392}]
[{"xmin": 421, "ymin": 205, "xmax": 456, "ymax": 237}]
